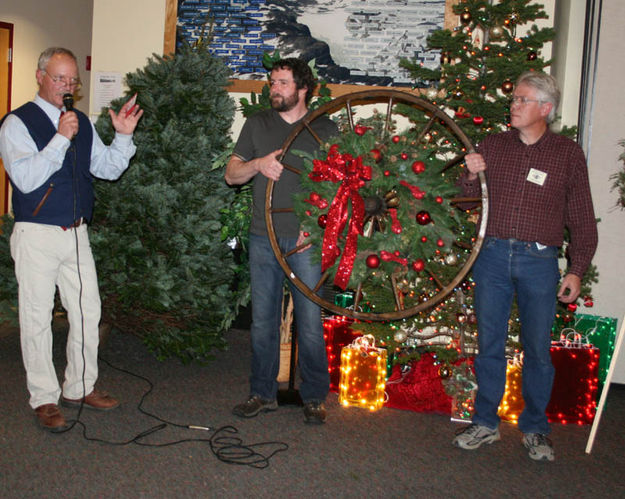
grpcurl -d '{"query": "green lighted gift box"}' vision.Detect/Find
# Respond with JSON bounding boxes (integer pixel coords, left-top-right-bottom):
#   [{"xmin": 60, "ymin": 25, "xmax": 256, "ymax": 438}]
[{"xmin": 552, "ymin": 313, "xmax": 617, "ymax": 385}]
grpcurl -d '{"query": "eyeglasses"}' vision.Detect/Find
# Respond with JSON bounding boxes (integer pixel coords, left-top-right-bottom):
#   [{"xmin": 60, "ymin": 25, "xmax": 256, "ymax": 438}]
[
  {"xmin": 510, "ymin": 95, "xmax": 543, "ymax": 106},
  {"xmin": 43, "ymin": 71, "xmax": 82, "ymax": 89}
]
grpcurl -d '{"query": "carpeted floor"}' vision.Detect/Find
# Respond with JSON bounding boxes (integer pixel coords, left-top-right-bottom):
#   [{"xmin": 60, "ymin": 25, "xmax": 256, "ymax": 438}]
[{"xmin": 0, "ymin": 323, "xmax": 624, "ymax": 498}]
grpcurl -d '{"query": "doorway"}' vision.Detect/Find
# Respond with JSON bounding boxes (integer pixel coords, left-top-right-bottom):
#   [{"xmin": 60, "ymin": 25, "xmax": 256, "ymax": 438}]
[{"xmin": 0, "ymin": 22, "xmax": 13, "ymax": 215}]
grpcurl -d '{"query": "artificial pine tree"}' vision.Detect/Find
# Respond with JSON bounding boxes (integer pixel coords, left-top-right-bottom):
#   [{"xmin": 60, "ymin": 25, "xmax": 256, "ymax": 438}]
[{"xmin": 92, "ymin": 40, "xmax": 241, "ymax": 363}]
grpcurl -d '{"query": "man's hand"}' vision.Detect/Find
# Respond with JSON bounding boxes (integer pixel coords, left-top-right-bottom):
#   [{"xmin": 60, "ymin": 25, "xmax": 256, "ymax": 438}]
[
  {"xmin": 296, "ymin": 230, "xmax": 312, "ymax": 253},
  {"xmin": 558, "ymin": 273, "xmax": 581, "ymax": 303},
  {"xmin": 58, "ymin": 111, "xmax": 79, "ymax": 140},
  {"xmin": 257, "ymin": 149, "xmax": 284, "ymax": 182},
  {"xmin": 464, "ymin": 152, "xmax": 487, "ymax": 181},
  {"xmin": 108, "ymin": 94, "xmax": 143, "ymax": 135}
]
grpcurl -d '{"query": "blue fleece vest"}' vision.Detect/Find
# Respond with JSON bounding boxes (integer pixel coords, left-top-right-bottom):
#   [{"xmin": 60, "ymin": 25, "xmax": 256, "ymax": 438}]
[{"xmin": 4, "ymin": 102, "xmax": 94, "ymax": 226}]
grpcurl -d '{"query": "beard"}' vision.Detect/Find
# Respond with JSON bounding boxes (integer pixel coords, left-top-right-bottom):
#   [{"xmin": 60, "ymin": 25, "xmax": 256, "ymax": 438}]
[{"xmin": 270, "ymin": 91, "xmax": 299, "ymax": 112}]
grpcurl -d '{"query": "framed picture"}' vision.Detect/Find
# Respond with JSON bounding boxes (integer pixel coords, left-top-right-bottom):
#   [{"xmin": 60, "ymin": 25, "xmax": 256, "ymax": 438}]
[{"xmin": 165, "ymin": 0, "xmax": 459, "ymax": 95}]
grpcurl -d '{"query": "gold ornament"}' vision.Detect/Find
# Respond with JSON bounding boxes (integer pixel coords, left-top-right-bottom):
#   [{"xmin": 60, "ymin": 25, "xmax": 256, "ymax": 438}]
[
  {"xmin": 393, "ymin": 330, "xmax": 408, "ymax": 343},
  {"xmin": 384, "ymin": 190, "xmax": 400, "ymax": 208},
  {"xmin": 438, "ymin": 365, "xmax": 452, "ymax": 379},
  {"xmin": 445, "ymin": 253, "xmax": 459, "ymax": 265},
  {"xmin": 501, "ymin": 79, "xmax": 514, "ymax": 94},
  {"xmin": 489, "ymin": 26, "xmax": 504, "ymax": 40},
  {"xmin": 460, "ymin": 9, "xmax": 472, "ymax": 25}
]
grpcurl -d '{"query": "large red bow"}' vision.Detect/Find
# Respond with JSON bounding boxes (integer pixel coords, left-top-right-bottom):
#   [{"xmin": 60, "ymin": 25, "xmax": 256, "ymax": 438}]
[{"xmin": 309, "ymin": 145, "xmax": 372, "ymax": 289}]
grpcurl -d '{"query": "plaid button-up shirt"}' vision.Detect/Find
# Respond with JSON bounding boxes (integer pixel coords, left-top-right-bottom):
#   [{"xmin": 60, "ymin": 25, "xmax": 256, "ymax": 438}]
[{"xmin": 461, "ymin": 128, "xmax": 597, "ymax": 277}]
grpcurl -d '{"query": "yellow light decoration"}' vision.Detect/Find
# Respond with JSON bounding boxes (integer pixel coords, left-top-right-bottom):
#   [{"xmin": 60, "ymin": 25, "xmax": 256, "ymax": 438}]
[
  {"xmin": 497, "ymin": 358, "xmax": 524, "ymax": 424},
  {"xmin": 338, "ymin": 335, "xmax": 388, "ymax": 411}
]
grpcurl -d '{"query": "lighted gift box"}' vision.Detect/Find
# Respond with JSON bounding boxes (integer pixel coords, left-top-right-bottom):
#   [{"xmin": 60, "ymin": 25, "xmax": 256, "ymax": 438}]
[
  {"xmin": 338, "ymin": 335, "xmax": 388, "ymax": 411},
  {"xmin": 552, "ymin": 313, "xmax": 616, "ymax": 384},
  {"xmin": 498, "ymin": 336, "xmax": 600, "ymax": 425},
  {"xmin": 323, "ymin": 315, "xmax": 363, "ymax": 391},
  {"xmin": 498, "ymin": 355, "xmax": 524, "ymax": 424},
  {"xmin": 546, "ymin": 337, "xmax": 600, "ymax": 425}
]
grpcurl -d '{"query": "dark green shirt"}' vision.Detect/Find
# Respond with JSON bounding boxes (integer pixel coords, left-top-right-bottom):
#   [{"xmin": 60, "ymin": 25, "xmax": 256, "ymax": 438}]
[{"xmin": 233, "ymin": 108, "xmax": 338, "ymax": 238}]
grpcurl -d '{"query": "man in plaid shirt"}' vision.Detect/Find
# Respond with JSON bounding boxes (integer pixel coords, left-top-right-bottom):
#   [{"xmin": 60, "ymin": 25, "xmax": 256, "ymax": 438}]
[{"xmin": 453, "ymin": 71, "xmax": 598, "ymax": 462}]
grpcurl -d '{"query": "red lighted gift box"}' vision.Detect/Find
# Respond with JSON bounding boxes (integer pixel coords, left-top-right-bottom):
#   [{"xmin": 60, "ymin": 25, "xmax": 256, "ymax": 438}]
[
  {"xmin": 498, "ymin": 335, "xmax": 600, "ymax": 425},
  {"xmin": 323, "ymin": 315, "xmax": 363, "ymax": 391},
  {"xmin": 546, "ymin": 336, "xmax": 600, "ymax": 425}
]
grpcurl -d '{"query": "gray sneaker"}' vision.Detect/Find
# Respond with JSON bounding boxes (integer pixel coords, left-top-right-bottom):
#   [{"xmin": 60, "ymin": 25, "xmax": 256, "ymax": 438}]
[
  {"xmin": 232, "ymin": 395, "xmax": 278, "ymax": 418},
  {"xmin": 522, "ymin": 433, "xmax": 555, "ymax": 461},
  {"xmin": 453, "ymin": 423, "xmax": 500, "ymax": 450},
  {"xmin": 303, "ymin": 401, "xmax": 326, "ymax": 424}
]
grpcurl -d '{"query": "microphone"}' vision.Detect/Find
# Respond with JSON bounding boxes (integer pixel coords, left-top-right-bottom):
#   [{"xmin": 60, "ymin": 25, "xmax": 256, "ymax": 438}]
[{"xmin": 63, "ymin": 93, "xmax": 74, "ymax": 111}]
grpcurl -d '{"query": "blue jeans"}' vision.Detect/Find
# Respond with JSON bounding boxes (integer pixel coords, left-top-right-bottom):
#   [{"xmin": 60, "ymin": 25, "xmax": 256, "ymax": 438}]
[
  {"xmin": 472, "ymin": 237, "xmax": 559, "ymax": 435},
  {"xmin": 248, "ymin": 233, "xmax": 329, "ymax": 403}
]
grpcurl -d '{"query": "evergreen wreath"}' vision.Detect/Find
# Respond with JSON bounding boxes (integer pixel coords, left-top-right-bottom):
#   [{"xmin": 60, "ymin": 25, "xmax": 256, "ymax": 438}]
[{"xmin": 291, "ymin": 105, "xmax": 479, "ymax": 317}]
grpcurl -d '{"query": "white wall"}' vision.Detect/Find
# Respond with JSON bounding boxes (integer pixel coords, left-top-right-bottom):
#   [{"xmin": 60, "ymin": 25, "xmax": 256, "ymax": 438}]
[
  {"xmin": 90, "ymin": 0, "xmax": 168, "ymax": 116},
  {"xmin": 1, "ymin": 0, "xmax": 93, "ymax": 113},
  {"xmin": 584, "ymin": 0, "xmax": 625, "ymax": 383}
]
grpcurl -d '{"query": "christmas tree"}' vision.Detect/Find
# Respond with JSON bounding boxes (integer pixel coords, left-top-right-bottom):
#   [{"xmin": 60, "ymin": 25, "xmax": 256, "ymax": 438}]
[
  {"xmin": 92, "ymin": 40, "xmax": 242, "ymax": 363},
  {"xmin": 400, "ymin": 0, "xmax": 555, "ymax": 145}
]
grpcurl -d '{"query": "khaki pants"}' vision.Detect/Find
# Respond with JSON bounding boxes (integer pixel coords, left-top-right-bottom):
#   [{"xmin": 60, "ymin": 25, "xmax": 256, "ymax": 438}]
[{"xmin": 10, "ymin": 222, "xmax": 101, "ymax": 408}]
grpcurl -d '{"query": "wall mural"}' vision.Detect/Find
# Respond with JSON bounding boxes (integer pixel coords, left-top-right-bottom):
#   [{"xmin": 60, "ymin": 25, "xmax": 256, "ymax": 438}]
[{"xmin": 177, "ymin": 0, "xmax": 447, "ymax": 87}]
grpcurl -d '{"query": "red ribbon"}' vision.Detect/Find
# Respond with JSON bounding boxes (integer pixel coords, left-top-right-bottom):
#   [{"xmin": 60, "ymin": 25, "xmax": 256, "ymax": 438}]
[
  {"xmin": 399, "ymin": 180, "xmax": 425, "ymax": 200},
  {"xmin": 380, "ymin": 250, "xmax": 408, "ymax": 267},
  {"xmin": 388, "ymin": 208, "xmax": 402, "ymax": 234},
  {"xmin": 309, "ymin": 145, "xmax": 372, "ymax": 289}
]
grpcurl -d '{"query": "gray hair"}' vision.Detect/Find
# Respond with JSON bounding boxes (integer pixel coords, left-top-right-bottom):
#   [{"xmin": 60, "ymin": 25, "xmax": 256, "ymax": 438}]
[
  {"xmin": 515, "ymin": 71, "xmax": 561, "ymax": 123},
  {"xmin": 37, "ymin": 47, "xmax": 77, "ymax": 72}
]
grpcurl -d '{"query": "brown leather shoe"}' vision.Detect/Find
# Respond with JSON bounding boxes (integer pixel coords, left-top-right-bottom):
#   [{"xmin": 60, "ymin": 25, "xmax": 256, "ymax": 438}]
[
  {"xmin": 35, "ymin": 404, "xmax": 68, "ymax": 432},
  {"xmin": 62, "ymin": 389, "xmax": 120, "ymax": 411}
]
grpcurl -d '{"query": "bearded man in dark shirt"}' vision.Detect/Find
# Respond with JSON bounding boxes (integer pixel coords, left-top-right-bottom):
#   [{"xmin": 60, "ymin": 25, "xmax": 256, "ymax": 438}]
[
  {"xmin": 453, "ymin": 71, "xmax": 597, "ymax": 462},
  {"xmin": 225, "ymin": 59, "xmax": 337, "ymax": 424}
]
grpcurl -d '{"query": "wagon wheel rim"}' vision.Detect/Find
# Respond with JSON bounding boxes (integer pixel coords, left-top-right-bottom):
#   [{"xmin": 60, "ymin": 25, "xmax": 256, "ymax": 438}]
[{"xmin": 265, "ymin": 89, "xmax": 488, "ymax": 321}]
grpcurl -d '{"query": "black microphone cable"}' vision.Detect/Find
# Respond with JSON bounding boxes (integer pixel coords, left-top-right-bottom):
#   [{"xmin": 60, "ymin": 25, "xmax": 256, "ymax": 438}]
[{"xmin": 53, "ymin": 101, "xmax": 288, "ymax": 468}]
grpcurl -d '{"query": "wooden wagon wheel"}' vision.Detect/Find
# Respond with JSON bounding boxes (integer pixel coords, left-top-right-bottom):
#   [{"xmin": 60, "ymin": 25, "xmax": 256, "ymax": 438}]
[{"xmin": 265, "ymin": 89, "xmax": 488, "ymax": 321}]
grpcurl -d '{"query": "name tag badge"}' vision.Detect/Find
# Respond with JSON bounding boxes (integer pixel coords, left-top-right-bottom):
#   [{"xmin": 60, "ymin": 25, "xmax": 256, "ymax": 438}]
[{"xmin": 527, "ymin": 168, "xmax": 547, "ymax": 186}]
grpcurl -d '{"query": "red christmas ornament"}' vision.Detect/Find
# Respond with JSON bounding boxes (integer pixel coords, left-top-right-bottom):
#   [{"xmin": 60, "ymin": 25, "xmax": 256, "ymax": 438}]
[
  {"xmin": 309, "ymin": 192, "xmax": 320, "ymax": 203},
  {"xmin": 412, "ymin": 259, "xmax": 425, "ymax": 272},
  {"xmin": 437, "ymin": 238, "xmax": 445, "ymax": 247},
  {"xmin": 435, "ymin": 196, "xmax": 443, "ymax": 204},
  {"xmin": 411, "ymin": 160, "xmax": 426, "ymax": 174},
  {"xmin": 416, "ymin": 211, "xmax": 432, "ymax": 225},
  {"xmin": 473, "ymin": 116, "xmax": 484, "ymax": 125},
  {"xmin": 370, "ymin": 148, "xmax": 382, "ymax": 162},
  {"xmin": 421, "ymin": 236, "xmax": 427, "ymax": 243},
  {"xmin": 401, "ymin": 152, "xmax": 408, "ymax": 160},
  {"xmin": 567, "ymin": 303, "xmax": 578, "ymax": 312},
  {"xmin": 391, "ymin": 135, "xmax": 400, "ymax": 143},
  {"xmin": 584, "ymin": 296, "xmax": 594, "ymax": 308},
  {"xmin": 305, "ymin": 209, "xmax": 312, "ymax": 216},
  {"xmin": 384, "ymin": 170, "xmax": 392, "ymax": 177},
  {"xmin": 366, "ymin": 254, "xmax": 380, "ymax": 268},
  {"xmin": 354, "ymin": 125, "xmax": 370, "ymax": 136},
  {"xmin": 501, "ymin": 79, "xmax": 514, "ymax": 94},
  {"xmin": 303, "ymin": 232, "xmax": 310, "ymax": 237},
  {"xmin": 317, "ymin": 214, "xmax": 328, "ymax": 228}
]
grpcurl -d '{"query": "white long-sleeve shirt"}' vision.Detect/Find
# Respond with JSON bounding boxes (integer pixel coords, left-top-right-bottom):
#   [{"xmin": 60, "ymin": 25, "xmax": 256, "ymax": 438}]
[{"xmin": 0, "ymin": 94, "xmax": 136, "ymax": 194}]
